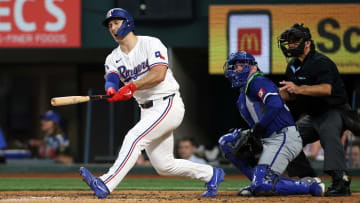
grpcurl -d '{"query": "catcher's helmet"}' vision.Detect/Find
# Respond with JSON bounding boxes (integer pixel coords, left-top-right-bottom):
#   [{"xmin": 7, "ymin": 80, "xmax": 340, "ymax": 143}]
[
  {"xmin": 223, "ymin": 51, "xmax": 257, "ymax": 88},
  {"xmin": 278, "ymin": 23, "xmax": 312, "ymax": 57},
  {"xmin": 103, "ymin": 8, "xmax": 135, "ymax": 37}
]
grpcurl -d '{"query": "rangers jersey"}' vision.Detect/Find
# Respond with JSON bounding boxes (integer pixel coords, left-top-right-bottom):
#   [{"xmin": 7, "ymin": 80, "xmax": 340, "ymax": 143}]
[{"xmin": 104, "ymin": 36, "xmax": 179, "ymax": 104}]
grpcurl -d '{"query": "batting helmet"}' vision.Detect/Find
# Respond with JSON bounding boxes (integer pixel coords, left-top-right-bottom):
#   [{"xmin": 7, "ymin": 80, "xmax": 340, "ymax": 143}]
[
  {"xmin": 102, "ymin": 8, "xmax": 135, "ymax": 37},
  {"xmin": 223, "ymin": 51, "xmax": 257, "ymax": 88}
]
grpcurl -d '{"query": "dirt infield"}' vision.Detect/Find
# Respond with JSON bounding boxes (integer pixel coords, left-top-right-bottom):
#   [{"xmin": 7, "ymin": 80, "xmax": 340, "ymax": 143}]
[
  {"xmin": 1, "ymin": 190, "xmax": 359, "ymax": 203},
  {"xmin": 1, "ymin": 174, "xmax": 359, "ymax": 202}
]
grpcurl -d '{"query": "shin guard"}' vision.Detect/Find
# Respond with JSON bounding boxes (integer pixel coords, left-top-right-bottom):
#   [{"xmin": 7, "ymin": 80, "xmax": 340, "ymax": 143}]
[{"xmin": 251, "ymin": 165, "xmax": 322, "ymax": 196}]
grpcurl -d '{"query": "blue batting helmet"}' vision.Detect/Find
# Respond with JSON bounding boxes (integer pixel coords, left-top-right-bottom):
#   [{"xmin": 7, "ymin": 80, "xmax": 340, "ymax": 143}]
[
  {"xmin": 223, "ymin": 51, "xmax": 257, "ymax": 88},
  {"xmin": 102, "ymin": 8, "xmax": 135, "ymax": 37}
]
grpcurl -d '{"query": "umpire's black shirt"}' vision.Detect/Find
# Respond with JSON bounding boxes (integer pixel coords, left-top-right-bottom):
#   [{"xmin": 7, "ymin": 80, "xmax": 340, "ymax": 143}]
[{"xmin": 285, "ymin": 49, "xmax": 348, "ymax": 117}]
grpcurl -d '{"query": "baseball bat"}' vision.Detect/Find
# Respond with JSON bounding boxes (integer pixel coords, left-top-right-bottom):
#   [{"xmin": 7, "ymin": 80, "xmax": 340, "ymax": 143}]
[{"xmin": 51, "ymin": 95, "xmax": 112, "ymax": 106}]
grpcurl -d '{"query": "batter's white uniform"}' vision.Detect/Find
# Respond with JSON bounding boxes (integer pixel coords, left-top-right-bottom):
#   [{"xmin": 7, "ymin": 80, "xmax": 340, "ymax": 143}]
[{"xmin": 100, "ymin": 36, "xmax": 213, "ymax": 192}]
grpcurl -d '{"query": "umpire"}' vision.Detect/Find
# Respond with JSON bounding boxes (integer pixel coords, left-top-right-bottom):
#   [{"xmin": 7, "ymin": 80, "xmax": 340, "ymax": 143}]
[{"xmin": 278, "ymin": 23, "xmax": 351, "ymax": 196}]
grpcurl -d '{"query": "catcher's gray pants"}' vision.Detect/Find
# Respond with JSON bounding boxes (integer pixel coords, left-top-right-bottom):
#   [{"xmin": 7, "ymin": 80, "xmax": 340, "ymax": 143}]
[
  {"xmin": 258, "ymin": 126, "xmax": 302, "ymax": 174},
  {"xmin": 297, "ymin": 110, "xmax": 347, "ymax": 171}
]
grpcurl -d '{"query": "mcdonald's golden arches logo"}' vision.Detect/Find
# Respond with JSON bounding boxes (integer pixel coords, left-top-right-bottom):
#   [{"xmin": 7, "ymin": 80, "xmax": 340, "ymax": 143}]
[{"xmin": 237, "ymin": 28, "xmax": 261, "ymax": 55}]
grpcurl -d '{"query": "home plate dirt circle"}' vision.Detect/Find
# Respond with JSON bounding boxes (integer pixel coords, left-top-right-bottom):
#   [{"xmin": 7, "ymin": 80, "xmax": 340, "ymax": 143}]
[{"xmin": 0, "ymin": 191, "xmax": 359, "ymax": 203}]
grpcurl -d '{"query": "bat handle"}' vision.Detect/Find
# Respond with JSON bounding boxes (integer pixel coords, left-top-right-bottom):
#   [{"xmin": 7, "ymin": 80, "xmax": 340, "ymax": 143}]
[{"xmin": 90, "ymin": 95, "xmax": 112, "ymax": 100}]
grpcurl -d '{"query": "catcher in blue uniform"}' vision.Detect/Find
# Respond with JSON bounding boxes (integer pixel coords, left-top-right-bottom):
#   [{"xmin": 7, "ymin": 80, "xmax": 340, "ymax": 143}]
[{"xmin": 219, "ymin": 51, "xmax": 325, "ymax": 196}]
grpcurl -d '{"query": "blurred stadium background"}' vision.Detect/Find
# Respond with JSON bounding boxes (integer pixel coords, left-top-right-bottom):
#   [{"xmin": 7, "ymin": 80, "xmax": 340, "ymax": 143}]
[{"xmin": 0, "ymin": 0, "xmax": 359, "ymax": 177}]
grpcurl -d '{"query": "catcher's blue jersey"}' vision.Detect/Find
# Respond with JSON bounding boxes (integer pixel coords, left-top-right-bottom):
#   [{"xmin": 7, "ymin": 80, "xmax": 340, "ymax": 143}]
[{"xmin": 237, "ymin": 74, "xmax": 295, "ymax": 138}]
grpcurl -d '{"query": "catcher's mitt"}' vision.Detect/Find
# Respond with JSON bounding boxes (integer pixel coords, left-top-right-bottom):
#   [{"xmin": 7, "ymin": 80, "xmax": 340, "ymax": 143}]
[{"xmin": 232, "ymin": 129, "xmax": 263, "ymax": 159}]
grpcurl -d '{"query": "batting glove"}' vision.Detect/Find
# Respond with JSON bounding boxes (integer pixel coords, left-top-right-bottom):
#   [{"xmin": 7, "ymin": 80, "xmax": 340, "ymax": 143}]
[
  {"xmin": 108, "ymin": 83, "xmax": 137, "ymax": 102},
  {"xmin": 106, "ymin": 87, "xmax": 117, "ymax": 102}
]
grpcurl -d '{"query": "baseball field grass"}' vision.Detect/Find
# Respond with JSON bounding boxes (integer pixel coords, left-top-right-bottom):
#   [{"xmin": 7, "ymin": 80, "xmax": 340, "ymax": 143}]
[{"xmin": 0, "ymin": 176, "xmax": 359, "ymax": 192}]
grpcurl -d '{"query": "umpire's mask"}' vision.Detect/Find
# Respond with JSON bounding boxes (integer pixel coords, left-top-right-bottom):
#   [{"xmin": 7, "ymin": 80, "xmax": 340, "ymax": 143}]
[{"xmin": 278, "ymin": 24, "xmax": 312, "ymax": 58}]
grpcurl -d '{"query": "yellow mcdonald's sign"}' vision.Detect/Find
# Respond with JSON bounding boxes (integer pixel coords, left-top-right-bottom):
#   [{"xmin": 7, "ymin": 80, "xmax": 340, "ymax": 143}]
[
  {"xmin": 240, "ymin": 33, "xmax": 259, "ymax": 51},
  {"xmin": 238, "ymin": 28, "xmax": 262, "ymax": 55}
]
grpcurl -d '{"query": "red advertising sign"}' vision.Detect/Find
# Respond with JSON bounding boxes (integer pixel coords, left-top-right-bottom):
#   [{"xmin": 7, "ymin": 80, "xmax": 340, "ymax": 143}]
[
  {"xmin": 0, "ymin": 0, "xmax": 81, "ymax": 48},
  {"xmin": 237, "ymin": 28, "xmax": 262, "ymax": 55}
]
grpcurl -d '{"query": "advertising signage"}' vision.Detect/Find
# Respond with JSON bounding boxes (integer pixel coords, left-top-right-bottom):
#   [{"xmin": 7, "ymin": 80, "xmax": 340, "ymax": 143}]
[
  {"xmin": 0, "ymin": 0, "xmax": 81, "ymax": 48},
  {"xmin": 228, "ymin": 11, "xmax": 271, "ymax": 74},
  {"xmin": 209, "ymin": 4, "xmax": 360, "ymax": 74}
]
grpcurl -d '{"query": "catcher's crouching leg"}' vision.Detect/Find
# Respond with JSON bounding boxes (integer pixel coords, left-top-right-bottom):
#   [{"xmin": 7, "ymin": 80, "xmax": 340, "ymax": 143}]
[
  {"xmin": 250, "ymin": 165, "xmax": 325, "ymax": 196},
  {"xmin": 218, "ymin": 130, "xmax": 254, "ymax": 180}
]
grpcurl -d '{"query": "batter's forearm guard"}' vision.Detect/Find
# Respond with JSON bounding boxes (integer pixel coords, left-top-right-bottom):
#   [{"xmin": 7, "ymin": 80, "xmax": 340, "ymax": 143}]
[{"xmin": 105, "ymin": 73, "xmax": 120, "ymax": 91}]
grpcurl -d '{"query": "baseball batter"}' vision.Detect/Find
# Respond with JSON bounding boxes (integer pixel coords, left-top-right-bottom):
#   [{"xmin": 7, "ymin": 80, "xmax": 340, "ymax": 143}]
[
  {"xmin": 218, "ymin": 51, "xmax": 325, "ymax": 196},
  {"xmin": 79, "ymin": 8, "xmax": 224, "ymax": 199}
]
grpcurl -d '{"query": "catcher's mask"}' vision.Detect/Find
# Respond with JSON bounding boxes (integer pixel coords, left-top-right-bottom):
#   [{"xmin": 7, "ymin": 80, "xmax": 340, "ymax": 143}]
[
  {"xmin": 278, "ymin": 23, "xmax": 312, "ymax": 58},
  {"xmin": 103, "ymin": 8, "xmax": 135, "ymax": 37},
  {"xmin": 223, "ymin": 51, "xmax": 257, "ymax": 88}
]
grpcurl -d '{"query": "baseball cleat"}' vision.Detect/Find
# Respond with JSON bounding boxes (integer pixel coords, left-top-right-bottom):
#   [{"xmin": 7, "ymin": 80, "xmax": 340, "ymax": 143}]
[
  {"xmin": 310, "ymin": 177, "xmax": 325, "ymax": 197},
  {"xmin": 202, "ymin": 167, "xmax": 225, "ymax": 197},
  {"xmin": 80, "ymin": 167, "xmax": 110, "ymax": 199},
  {"xmin": 237, "ymin": 185, "xmax": 253, "ymax": 196},
  {"xmin": 325, "ymin": 175, "xmax": 351, "ymax": 197}
]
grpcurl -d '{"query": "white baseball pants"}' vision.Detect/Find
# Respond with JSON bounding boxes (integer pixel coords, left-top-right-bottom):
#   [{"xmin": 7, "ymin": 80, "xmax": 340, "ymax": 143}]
[{"xmin": 100, "ymin": 93, "xmax": 213, "ymax": 192}]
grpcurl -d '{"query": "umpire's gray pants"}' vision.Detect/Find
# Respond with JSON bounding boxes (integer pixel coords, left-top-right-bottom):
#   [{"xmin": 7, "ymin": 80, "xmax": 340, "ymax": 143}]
[
  {"xmin": 297, "ymin": 110, "xmax": 347, "ymax": 171},
  {"xmin": 258, "ymin": 126, "xmax": 302, "ymax": 174}
]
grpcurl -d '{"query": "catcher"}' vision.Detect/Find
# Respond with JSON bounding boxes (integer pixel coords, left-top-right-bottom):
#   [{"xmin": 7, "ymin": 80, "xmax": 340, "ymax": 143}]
[{"xmin": 219, "ymin": 51, "xmax": 325, "ymax": 196}]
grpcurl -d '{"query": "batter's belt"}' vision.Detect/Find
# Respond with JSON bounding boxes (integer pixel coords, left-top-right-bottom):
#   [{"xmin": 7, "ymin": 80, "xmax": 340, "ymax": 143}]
[{"xmin": 140, "ymin": 93, "xmax": 176, "ymax": 109}]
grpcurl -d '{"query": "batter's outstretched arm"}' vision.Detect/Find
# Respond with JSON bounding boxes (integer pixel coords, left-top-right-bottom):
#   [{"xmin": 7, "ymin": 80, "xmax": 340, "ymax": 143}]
[{"xmin": 133, "ymin": 65, "xmax": 167, "ymax": 90}]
